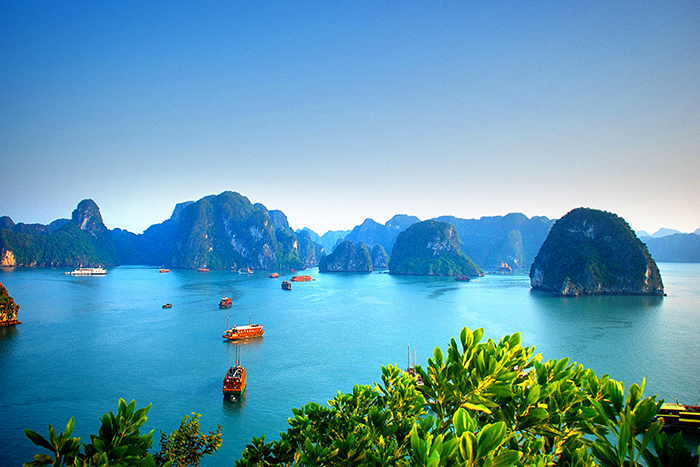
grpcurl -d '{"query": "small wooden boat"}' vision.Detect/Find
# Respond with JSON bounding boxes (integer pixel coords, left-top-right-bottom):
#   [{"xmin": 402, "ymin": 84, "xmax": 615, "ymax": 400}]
[
  {"xmin": 657, "ymin": 402, "xmax": 700, "ymax": 431},
  {"xmin": 159, "ymin": 269, "xmax": 169, "ymax": 273},
  {"xmin": 455, "ymin": 275, "xmax": 470, "ymax": 282},
  {"xmin": 281, "ymin": 280, "xmax": 292, "ymax": 290},
  {"xmin": 162, "ymin": 303, "xmax": 172, "ymax": 309},
  {"xmin": 223, "ymin": 345, "xmax": 246, "ymax": 400},
  {"xmin": 198, "ymin": 268, "xmax": 209, "ymax": 272},
  {"xmin": 497, "ymin": 262, "xmax": 513, "ymax": 273},
  {"xmin": 403, "ymin": 344, "xmax": 423, "ymax": 385},
  {"xmin": 290, "ymin": 275, "xmax": 312, "ymax": 282},
  {"xmin": 269, "ymin": 273, "xmax": 279, "ymax": 278},
  {"xmin": 223, "ymin": 315, "xmax": 264, "ymax": 340}
]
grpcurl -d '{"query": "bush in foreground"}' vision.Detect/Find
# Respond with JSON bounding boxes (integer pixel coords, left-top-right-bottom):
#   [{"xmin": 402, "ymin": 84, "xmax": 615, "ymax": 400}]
[
  {"xmin": 23, "ymin": 327, "xmax": 699, "ymax": 466},
  {"xmin": 23, "ymin": 399, "xmax": 222, "ymax": 467},
  {"xmin": 235, "ymin": 327, "xmax": 699, "ymax": 466}
]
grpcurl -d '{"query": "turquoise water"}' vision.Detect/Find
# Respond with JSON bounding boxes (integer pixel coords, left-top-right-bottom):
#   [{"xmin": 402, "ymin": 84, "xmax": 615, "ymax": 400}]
[{"xmin": 1, "ymin": 264, "xmax": 699, "ymax": 466}]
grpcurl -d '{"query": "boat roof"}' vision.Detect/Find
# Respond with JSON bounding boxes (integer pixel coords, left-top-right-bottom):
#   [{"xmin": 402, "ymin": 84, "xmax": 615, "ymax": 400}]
[
  {"xmin": 661, "ymin": 403, "xmax": 686, "ymax": 410},
  {"xmin": 229, "ymin": 324, "xmax": 262, "ymax": 331}
]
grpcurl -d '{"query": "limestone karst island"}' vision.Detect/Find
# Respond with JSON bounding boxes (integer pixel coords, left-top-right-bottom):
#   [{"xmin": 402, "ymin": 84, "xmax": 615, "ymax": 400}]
[
  {"xmin": 529, "ymin": 207, "xmax": 664, "ymax": 297},
  {"xmin": 0, "ymin": 191, "xmax": 680, "ymax": 298}
]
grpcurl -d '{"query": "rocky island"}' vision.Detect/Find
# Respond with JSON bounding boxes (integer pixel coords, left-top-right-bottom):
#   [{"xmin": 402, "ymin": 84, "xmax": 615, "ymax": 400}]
[
  {"xmin": 529, "ymin": 208, "xmax": 664, "ymax": 296},
  {"xmin": 318, "ymin": 241, "xmax": 373, "ymax": 273},
  {"xmin": 0, "ymin": 281, "xmax": 21, "ymax": 326},
  {"xmin": 388, "ymin": 220, "xmax": 482, "ymax": 277}
]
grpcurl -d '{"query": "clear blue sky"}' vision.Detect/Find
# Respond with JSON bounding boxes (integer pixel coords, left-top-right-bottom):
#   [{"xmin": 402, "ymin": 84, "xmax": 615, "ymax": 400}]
[{"xmin": 2, "ymin": 1, "xmax": 698, "ymax": 235}]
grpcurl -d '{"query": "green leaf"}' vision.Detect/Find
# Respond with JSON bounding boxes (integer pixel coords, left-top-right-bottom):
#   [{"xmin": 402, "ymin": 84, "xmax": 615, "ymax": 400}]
[
  {"xmin": 458, "ymin": 433, "xmax": 476, "ymax": 463},
  {"xmin": 617, "ymin": 422, "xmax": 630, "ymax": 460},
  {"xmin": 591, "ymin": 441, "xmax": 621, "ymax": 467},
  {"xmin": 24, "ymin": 429, "xmax": 54, "ymax": 452},
  {"xmin": 491, "ymin": 449, "xmax": 522, "ymax": 467},
  {"xmin": 608, "ymin": 380, "xmax": 624, "ymax": 413},
  {"xmin": 463, "ymin": 402, "xmax": 492, "ymax": 414},
  {"xmin": 476, "ymin": 422, "xmax": 506, "ymax": 460}
]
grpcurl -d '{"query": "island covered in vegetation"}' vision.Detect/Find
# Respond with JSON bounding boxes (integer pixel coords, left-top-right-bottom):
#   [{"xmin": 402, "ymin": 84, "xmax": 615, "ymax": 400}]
[
  {"xmin": 530, "ymin": 208, "xmax": 664, "ymax": 296},
  {"xmin": 389, "ymin": 220, "xmax": 482, "ymax": 277},
  {"xmin": 0, "ymin": 281, "xmax": 21, "ymax": 326}
]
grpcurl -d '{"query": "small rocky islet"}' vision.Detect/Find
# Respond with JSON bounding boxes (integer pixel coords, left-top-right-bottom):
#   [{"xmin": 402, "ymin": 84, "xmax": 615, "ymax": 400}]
[{"xmin": 0, "ymin": 281, "xmax": 21, "ymax": 327}]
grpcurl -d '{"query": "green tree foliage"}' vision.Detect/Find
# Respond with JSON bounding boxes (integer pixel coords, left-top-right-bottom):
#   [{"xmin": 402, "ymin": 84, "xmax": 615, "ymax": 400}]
[
  {"xmin": 24, "ymin": 399, "xmax": 161, "ymax": 467},
  {"xmin": 154, "ymin": 413, "xmax": 223, "ymax": 467},
  {"xmin": 235, "ymin": 327, "xmax": 699, "ymax": 466}
]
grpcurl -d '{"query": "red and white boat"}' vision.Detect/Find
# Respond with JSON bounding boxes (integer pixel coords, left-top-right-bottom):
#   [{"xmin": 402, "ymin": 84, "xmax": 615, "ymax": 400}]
[
  {"xmin": 223, "ymin": 346, "xmax": 246, "ymax": 400},
  {"xmin": 222, "ymin": 315, "xmax": 264, "ymax": 341}
]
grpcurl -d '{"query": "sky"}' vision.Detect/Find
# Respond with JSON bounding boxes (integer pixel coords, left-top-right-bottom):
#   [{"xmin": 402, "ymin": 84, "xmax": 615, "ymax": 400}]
[{"xmin": 1, "ymin": 1, "xmax": 699, "ymax": 235}]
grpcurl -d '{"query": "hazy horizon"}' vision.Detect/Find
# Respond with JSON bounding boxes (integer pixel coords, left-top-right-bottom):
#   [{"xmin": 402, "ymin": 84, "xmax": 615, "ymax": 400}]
[{"xmin": 2, "ymin": 2, "xmax": 698, "ymax": 235}]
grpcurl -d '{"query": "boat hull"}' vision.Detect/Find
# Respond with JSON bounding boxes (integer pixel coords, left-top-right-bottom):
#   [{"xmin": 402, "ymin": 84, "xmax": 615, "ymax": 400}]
[{"xmin": 658, "ymin": 403, "xmax": 700, "ymax": 431}]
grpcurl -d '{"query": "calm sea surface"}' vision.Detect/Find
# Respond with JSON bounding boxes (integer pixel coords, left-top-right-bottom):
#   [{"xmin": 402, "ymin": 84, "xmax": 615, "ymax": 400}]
[{"xmin": 1, "ymin": 264, "xmax": 699, "ymax": 466}]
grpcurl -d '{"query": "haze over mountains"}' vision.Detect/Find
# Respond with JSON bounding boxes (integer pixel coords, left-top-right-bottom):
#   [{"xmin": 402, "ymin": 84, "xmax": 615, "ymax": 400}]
[{"xmin": 1, "ymin": 191, "xmax": 699, "ymax": 269}]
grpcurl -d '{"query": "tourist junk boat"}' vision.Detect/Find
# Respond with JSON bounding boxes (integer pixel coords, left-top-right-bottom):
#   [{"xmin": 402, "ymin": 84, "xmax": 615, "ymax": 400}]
[
  {"xmin": 281, "ymin": 280, "xmax": 292, "ymax": 290},
  {"xmin": 159, "ymin": 269, "xmax": 169, "ymax": 273},
  {"xmin": 290, "ymin": 275, "xmax": 312, "ymax": 282},
  {"xmin": 455, "ymin": 275, "xmax": 470, "ymax": 282},
  {"xmin": 223, "ymin": 345, "xmax": 246, "ymax": 401},
  {"xmin": 238, "ymin": 267, "xmax": 253, "ymax": 275},
  {"xmin": 657, "ymin": 401, "xmax": 700, "ymax": 431},
  {"xmin": 219, "ymin": 293, "xmax": 232, "ymax": 309},
  {"xmin": 66, "ymin": 267, "xmax": 107, "ymax": 276},
  {"xmin": 269, "ymin": 273, "xmax": 279, "ymax": 278},
  {"xmin": 222, "ymin": 315, "xmax": 264, "ymax": 341}
]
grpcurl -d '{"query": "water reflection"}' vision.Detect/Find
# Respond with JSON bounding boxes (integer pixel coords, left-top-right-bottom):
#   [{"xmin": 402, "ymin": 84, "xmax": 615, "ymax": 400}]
[{"xmin": 222, "ymin": 393, "xmax": 248, "ymax": 412}]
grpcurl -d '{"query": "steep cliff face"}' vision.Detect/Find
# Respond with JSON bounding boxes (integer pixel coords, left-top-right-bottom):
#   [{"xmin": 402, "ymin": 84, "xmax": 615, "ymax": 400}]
[
  {"xmin": 296, "ymin": 230, "xmax": 325, "ymax": 267},
  {"xmin": 71, "ymin": 199, "xmax": 109, "ymax": 238},
  {"xmin": 170, "ymin": 191, "xmax": 303, "ymax": 270},
  {"xmin": 529, "ymin": 208, "xmax": 664, "ymax": 296},
  {"xmin": 0, "ymin": 281, "xmax": 21, "ymax": 325},
  {"xmin": 318, "ymin": 241, "xmax": 373, "ymax": 272},
  {"xmin": 389, "ymin": 220, "xmax": 482, "ymax": 276},
  {"xmin": 371, "ymin": 244, "xmax": 389, "ymax": 269}
]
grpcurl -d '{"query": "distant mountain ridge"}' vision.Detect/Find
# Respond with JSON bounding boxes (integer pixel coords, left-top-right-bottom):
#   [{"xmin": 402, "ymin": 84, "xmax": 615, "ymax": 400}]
[
  {"xmin": 343, "ymin": 214, "xmax": 421, "ymax": 255},
  {"xmin": 639, "ymin": 233, "xmax": 700, "ymax": 263},
  {"xmin": 3, "ymin": 192, "xmax": 699, "ymax": 269},
  {"xmin": 0, "ymin": 199, "xmax": 118, "ymax": 267}
]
